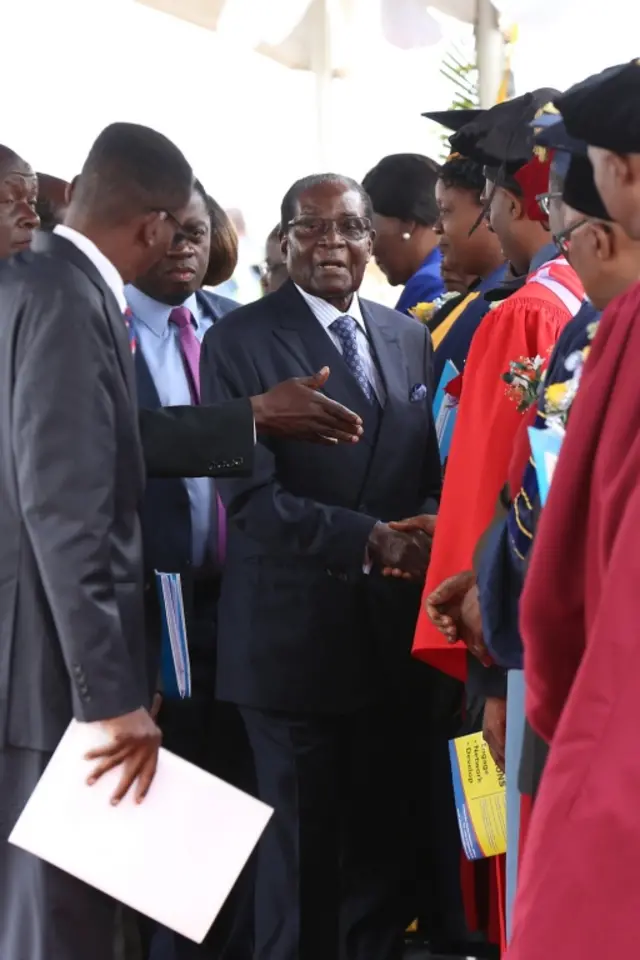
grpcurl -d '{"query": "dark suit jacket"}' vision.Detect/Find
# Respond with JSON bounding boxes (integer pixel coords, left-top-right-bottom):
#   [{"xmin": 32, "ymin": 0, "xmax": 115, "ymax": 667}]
[
  {"xmin": 201, "ymin": 280, "xmax": 441, "ymax": 714},
  {"xmin": 136, "ymin": 290, "xmax": 239, "ymax": 662},
  {"xmin": 0, "ymin": 232, "xmax": 149, "ymax": 753},
  {"xmin": 137, "ymin": 289, "xmax": 251, "ymax": 481}
]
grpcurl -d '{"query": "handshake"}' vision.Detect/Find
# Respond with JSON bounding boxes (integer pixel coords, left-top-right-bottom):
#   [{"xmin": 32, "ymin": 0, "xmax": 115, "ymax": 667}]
[{"xmin": 366, "ymin": 514, "xmax": 437, "ymax": 582}]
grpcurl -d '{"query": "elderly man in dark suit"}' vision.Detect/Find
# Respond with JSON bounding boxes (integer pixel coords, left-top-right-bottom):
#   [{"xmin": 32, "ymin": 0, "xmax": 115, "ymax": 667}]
[{"xmin": 201, "ymin": 173, "xmax": 442, "ymax": 960}]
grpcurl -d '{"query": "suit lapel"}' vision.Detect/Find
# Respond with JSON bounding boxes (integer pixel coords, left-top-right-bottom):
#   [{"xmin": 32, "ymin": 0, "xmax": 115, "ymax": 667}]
[
  {"xmin": 134, "ymin": 346, "xmax": 162, "ymax": 410},
  {"xmin": 32, "ymin": 232, "xmax": 137, "ymax": 405},
  {"xmin": 362, "ymin": 300, "xmax": 408, "ymax": 410},
  {"xmin": 271, "ymin": 282, "xmax": 374, "ymax": 431},
  {"xmin": 360, "ymin": 300, "xmax": 413, "ymax": 484}
]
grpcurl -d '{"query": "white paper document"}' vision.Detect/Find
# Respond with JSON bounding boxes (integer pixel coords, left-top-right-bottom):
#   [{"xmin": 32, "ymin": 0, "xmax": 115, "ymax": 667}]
[{"xmin": 9, "ymin": 720, "xmax": 272, "ymax": 943}]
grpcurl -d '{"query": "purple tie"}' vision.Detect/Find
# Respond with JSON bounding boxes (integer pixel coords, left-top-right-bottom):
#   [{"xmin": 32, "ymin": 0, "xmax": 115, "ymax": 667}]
[{"xmin": 169, "ymin": 306, "xmax": 226, "ymax": 566}]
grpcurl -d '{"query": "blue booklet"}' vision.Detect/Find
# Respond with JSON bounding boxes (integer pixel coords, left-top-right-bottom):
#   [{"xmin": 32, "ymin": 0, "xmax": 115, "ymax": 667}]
[
  {"xmin": 528, "ymin": 426, "xmax": 565, "ymax": 506},
  {"xmin": 433, "ymin": 360, "xmax": 460, "ymax": 464},
  {"xmin": 155, "ymin": 571, "xmax": 191, "ymax": 699}
]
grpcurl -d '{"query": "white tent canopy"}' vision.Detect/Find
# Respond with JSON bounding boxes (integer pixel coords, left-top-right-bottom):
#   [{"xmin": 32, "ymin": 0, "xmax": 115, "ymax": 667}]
[{"xmin": 135, "ymin": 0, "xmax": 510, "ymax": 165}]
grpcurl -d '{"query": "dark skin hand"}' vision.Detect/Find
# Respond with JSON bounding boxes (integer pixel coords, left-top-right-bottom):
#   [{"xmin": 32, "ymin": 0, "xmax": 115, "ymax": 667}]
[
  {"xmin": 425, "ymin": 570, "xmax": 493, "ymax": 667},
  {"xmin": 368, "ymin": 523, "xmax": 432, "ymax": 581},
  {"xmin": 425, "ymin": 572, "xmax": 492, "ymax": 666},
  {"xmin": 250, "ymin": 366, "xmax": 363, "ymax": 445},
  {"xmin": 85, "ymin": 708, "xmax": 162, "ymax": 805},
  {"xmin": 483, "ymin": 696, "xmax": 507, "ymax": 772},
  {"xmin": 425, "ymin": 571, "xmax": 474, "ymax": 640},
  {"xmin": 383, "ymin": 514, "xmax": 437, "ymax": 578},
  {"xmin": 459, "ymin": 583, "xmax": 492, "ymax": 665}
]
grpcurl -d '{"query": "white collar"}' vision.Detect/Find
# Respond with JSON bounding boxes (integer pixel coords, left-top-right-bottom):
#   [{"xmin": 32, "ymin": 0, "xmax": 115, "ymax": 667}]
[
  {"xmin": 294, "ymin": 283, "xmax": 366, "ymax": 333},
  {"xmin": 54, "ymin": 224, "xmax": 127, "ymax": 313}
]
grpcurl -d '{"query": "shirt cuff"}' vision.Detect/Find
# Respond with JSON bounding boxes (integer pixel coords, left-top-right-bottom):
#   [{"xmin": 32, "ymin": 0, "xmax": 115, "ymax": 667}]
[{"xmin": 363, "ymin": 520, "xmax": 383, "ymax": 574}]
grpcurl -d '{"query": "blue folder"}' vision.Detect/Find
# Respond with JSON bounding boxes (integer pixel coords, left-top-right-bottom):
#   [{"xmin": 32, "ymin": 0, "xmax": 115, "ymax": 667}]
[
  {"xmin": 433, "ymin": 359, "xmax": 460, "ymax": 464},
  {"xmin": 155, "ymin": 571, "xmax": 191, "ymax": 699}
]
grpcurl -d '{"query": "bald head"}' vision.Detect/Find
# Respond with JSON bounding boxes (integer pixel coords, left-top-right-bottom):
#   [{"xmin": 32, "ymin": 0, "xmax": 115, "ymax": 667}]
[
  {"xmin": 64, "ymin": 122, "xmax": 194, "ymax": 284},
  {"xmin": 0, "ymin": 145, "xmax": 39, "ymax": 259},
  {"xmin": 68, "ymin": 123, "xmax": 193, "ymax": 228}
]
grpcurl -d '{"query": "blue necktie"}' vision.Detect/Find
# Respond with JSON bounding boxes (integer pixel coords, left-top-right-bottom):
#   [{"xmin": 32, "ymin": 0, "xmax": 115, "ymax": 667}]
[{"xmin": 329, "ymin": 316, "xmax": 374, "ymax": 402}]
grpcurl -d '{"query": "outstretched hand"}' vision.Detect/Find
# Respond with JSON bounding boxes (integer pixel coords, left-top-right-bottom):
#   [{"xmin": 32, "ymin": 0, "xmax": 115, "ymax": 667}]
[
  {"xmin": 425, "ymin": 572, "xmax": 492, "ymax": 665},
  {"xmin": 251, "ymin": 367, "xmax": 364, "ymax": 445},
  {"xmin": 425, "ymin": 571, "xmax": 476, "ymax": 642}
]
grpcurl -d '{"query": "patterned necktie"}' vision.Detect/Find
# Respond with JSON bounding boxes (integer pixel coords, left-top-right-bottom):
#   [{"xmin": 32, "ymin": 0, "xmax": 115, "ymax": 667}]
[
  {"xmin": 169, "ymin": 306, "xmax": 226, "ymax": 566},
  {"xmin": 123, "ymin": 306, "xmax": 137, "ymax": 355},
  {"xmin": 329, "ymin": 315, "xmax": 374, "ymax": 402}
]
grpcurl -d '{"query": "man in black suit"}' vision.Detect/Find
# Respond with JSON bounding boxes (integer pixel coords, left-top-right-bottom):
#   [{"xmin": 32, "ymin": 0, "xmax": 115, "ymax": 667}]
[
  {"xmin": 201, "ymin": 174, "xmax": 442, "ymax": 960},
  {"xmin": 126, "ymin": 178, "xmax": 253, "ymax": 960},
  {"xmin": 0, "ymin": 121, "xmax": 197, "ymax": 960}
]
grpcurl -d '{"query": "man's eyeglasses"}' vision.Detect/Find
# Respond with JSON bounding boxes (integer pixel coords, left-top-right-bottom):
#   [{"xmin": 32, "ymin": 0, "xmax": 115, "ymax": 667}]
[
  {"xmin": 287, "ymin": 216, "xmax": 372, "ymax": 242},
  {"xmin": 536, "ymin": 191, "xmax": 563, "ymax": 217},
  {"xmin": 152, "ymin": 208, "xmax": 207, "ymax": 246},
  {"xmin": 553, "ymin": 217, "xmax": 589, "ymax": 256}
]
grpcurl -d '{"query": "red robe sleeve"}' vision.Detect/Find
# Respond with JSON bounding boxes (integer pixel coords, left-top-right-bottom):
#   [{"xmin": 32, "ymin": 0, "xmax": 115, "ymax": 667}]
[
  {"xmin": 507, "ymin": 284, "xmax": 640, "ymax": 960},
  {"xmin": 520, "ymin": 285, "xmax": 640, "ymax": 742},
  {"xmin": 413, "ymin": 287, "xmax": 573, "ymax": 680}
]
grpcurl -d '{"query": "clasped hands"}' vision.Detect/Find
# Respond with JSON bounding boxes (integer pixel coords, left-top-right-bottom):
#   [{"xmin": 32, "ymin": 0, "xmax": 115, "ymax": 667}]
[{"xmin": 367, "ymin": 514, "xmax": 437, "ymax": 582}]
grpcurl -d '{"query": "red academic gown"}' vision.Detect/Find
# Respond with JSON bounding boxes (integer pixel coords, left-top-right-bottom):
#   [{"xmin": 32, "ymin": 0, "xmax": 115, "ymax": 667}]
[
  {"xmin": 507, "ymin": 282, "xmax": 640, "ymax": 959},
  {"xmin": 413, "ymin": 255, "xmax": 584, "ymax": 678},
  {"xmin": 412, "ymin": 255, "xmax": 584, "ymax": 948}
]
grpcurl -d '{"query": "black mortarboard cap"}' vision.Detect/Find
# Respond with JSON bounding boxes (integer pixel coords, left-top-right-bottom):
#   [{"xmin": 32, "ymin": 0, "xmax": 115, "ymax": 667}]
[
  {"xmin": 563, "ymin": 154, "xmax": 611, "ymax": 220},
  {"xmin": 554, "ymin": 60, "xmax": 640, "ymax": 153},
  {"xmin": 422, "ymin": 108, "xmax": 485, "ymax": 132},
  {"xmin": 465, "ymin": 88, "xmax": 561, "ymax": 172},
  {"xmin": 446, "ymin": 110, "xmax": 500, "ymax": 161}
]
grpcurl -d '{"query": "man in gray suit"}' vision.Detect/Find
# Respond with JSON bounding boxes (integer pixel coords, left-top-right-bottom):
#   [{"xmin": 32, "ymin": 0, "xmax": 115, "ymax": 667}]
[{"xmin": 0, "ymin": 122, "xmax": 198, "ymax": 960}]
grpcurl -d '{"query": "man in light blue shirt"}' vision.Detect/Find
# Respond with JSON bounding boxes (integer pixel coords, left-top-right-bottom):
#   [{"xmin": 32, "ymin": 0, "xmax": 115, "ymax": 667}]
[{"xmin": 126, "ymin": 180, "xmax": 252, "ymax": 960}]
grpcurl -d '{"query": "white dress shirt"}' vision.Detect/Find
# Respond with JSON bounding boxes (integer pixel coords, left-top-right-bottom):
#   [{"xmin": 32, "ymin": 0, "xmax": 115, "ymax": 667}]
[
  {"xmin": 54, "ymin": 224, "xmax": 127, "ymax": 313},
  {"xmin": 294, "ymin": 285, "xmax": 385, "ymax": 405}
]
